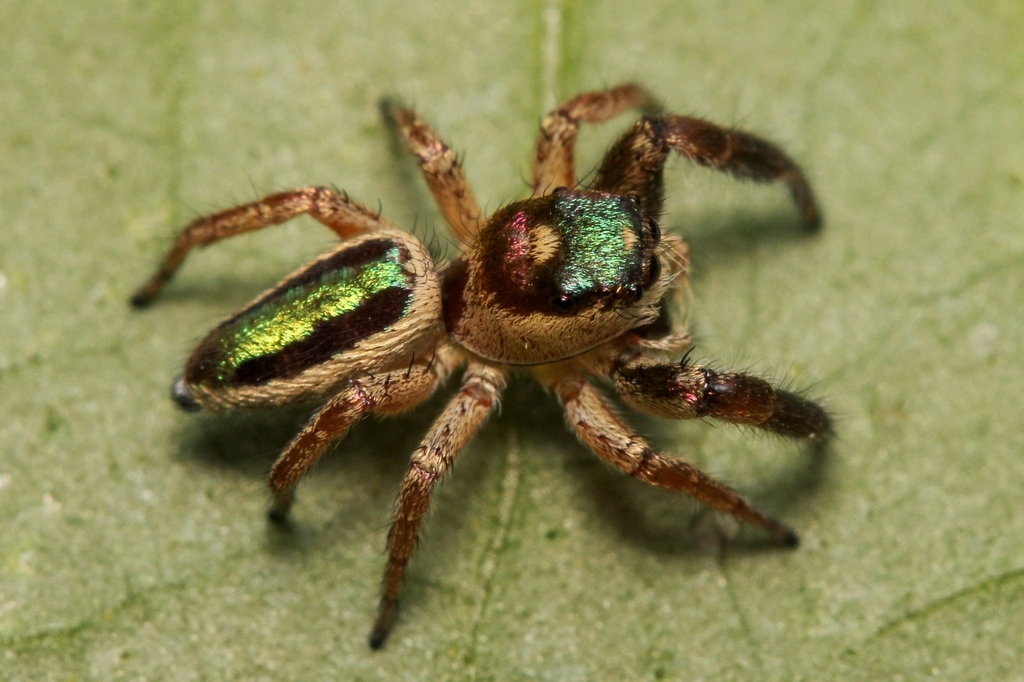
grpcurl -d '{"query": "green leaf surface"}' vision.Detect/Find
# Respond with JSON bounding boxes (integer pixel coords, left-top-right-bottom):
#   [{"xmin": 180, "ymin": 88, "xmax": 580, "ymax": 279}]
[{"xmin": 2, "ymin": 1, "xmax": 1022, "ymax": 679}]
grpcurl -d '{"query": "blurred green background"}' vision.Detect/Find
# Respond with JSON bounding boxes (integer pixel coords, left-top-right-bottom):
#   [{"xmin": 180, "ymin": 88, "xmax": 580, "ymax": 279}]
[{"xmin": 2, "ymin": 1, "xmax": 1022, "ymax": 680}]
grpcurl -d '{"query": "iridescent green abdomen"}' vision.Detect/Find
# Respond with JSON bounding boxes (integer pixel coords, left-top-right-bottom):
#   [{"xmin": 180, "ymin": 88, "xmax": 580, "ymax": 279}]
[{"xmin": 185, "ymin": 231, "xmax": 441, "ymax": 409}]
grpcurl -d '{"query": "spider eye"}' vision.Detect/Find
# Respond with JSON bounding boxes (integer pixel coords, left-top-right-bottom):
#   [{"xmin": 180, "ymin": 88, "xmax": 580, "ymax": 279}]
[
  {"xmin": 648, "ymin": 218, "xmax": 660, "ymax": 242},
  {"xmin": 552, "ymin": 295, "xmax": 575, "ymax": 314},
  {"xmin": 646, "ymin": 255, "xmax": 661, "ymax": 287}
]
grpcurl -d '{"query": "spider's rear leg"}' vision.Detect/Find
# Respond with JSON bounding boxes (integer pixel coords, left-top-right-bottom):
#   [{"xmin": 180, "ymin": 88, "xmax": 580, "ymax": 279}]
[
  {"xmin": 531, "ymin": 83, "xmax": 653, "ymax": 195},
  {"xmin": 593, "ymin": 115, "xmax": 822, "ymax": 230},
  {"xmin": 371, "ymin": 362, "xmax": 505, "ymax": 649},
  {"xmin": 556, "ymin": 376, "xmax": 803, "ymax": 545},
  {"xmin": 131, "ymin": 187, "xmax": 387, "ymax": 306},
  {"xmin": 382, "ymin": 101, "xmax": 482, "ymax": 245},
  {"xmin": 613, "ymin": 357, "xmax": 831, "ymax": 439},
  {"xmin": 268, "ymin": 348, "xmax": 462, "ymax": 522}
]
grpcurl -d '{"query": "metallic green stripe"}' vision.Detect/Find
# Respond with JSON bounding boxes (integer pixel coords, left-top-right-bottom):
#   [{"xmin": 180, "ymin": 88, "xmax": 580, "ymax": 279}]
[{"xmin": 219, "ymin": 248, "xmax": 409, "ymax": 375}]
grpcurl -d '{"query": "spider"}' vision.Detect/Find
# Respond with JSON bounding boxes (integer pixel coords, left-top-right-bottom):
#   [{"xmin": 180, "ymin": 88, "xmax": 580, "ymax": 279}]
[{"xmin": 132, "ymin": 84, "xmax": 831, "ymax": 649}]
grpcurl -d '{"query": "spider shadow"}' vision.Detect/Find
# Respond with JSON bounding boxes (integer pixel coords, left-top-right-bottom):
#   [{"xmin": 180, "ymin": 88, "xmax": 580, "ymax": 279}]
[
  {"xmin": 508, "ymin": 378, "xmax": 834, "ymax": 559},
  {"xmin": 163, "ymin": 383, "xmax": 509, "ymax": 637},
  {"xmin": 169, "ymin": 389, "xmax": 455, "ymax": 552},
  {"xmin": 378, "ymin": 98, "xmax": 426, "ymax": 199},
  {"xmin": 148, "ymin": 279, "xmax": 285, "ymax": 309},
  {"xmin": 143, "ymin": 227, "xmax": 338, "ymax": 311},
  {"xmin": 165, "ymin": 369, "xmax": 832, "ymax": 629},
  {"xmin": 681, "ymin": 207, "xmax": 822, "ymax": 268}
]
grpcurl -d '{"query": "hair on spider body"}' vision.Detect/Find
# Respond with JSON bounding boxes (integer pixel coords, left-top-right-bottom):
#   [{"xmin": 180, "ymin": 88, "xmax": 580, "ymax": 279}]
[{"xmin": 133, "ymin": 83, "xmax": 829, "ymax": 649}]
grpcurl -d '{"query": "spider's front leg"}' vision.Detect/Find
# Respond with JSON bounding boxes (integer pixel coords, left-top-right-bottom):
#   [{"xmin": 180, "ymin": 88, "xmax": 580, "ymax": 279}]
[
  {"xmin": 557, "ymin": 364, "xmax": 829, "ymax": 546},
  {"xmin": 370, "ymin": 362, "xmax": 505, "ymax": 649},
  {"xmin": 613, "ymin": 356, "xmax": 831, "ymax": 439},
  {"xmin": 531, "ymin": 83, "xmax": 653, "ymax": 194},
  {"xmin": 131, "ymin": 187, "xmax": 388, "ymax": 306},
  {"xmin": 594, "ymin": 115, "xmax": 822, "ymax": 229}
]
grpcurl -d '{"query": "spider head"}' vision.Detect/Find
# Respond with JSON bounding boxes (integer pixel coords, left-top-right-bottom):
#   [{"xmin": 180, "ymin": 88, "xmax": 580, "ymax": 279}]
[{"xmin": 443, "ymin": 187, "xmax": 665, "ymax": 364}]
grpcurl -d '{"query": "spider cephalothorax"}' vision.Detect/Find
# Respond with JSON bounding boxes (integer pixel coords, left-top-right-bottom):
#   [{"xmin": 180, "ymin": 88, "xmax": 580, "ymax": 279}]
[
  {"xmin": 133, "ymin": 84, "xmax": 830, "ymax": 649},
  {"xmin": 443, "ymin": 187, "xmax": 666, "ymax": 364}
]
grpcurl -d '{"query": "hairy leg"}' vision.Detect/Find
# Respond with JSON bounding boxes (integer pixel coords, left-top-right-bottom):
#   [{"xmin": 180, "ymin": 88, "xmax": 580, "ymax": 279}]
[
  {"xmin": 383, "ymin": 101, "xmax": 482, "ymax": 245},
  {"xmin": 557, "ymin": 375, "xmax": 800, "ymax": 545},
  {"xmin": 593, "ymin": 115, "xmax": 821, "ymax": 229},
  {"xmin": 532, "ymin": 83, "xmax": 651, "ymax": 195},
  {"xmin": 613, "ymin": 357, "xmax": 831, "ymax": 438},
  {"xmin": 268, "ymin": 348, "xmax": 462, "ymax": 521},
  {"xmin": 370, "ymin": 362, "xmax": 506, "ymax": 649},
  {"xmin": 132, "ymin": 187, "xmax": 387, "ymax": 306}
]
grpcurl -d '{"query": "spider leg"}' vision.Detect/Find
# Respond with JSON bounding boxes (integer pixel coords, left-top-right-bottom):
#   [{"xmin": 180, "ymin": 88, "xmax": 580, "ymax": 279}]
[
  {"xmin": 383, "ymin": 101, "xmax": 483, "ymax": 245},
  {"xmin": 613, "ymin": 357, "xmax": 831, "ymax": 439},
  {"xmin": 556, "ymin": 375, "xmax": 804, "ymax": 546},
  {"xmin": 592, "ymin": 115, "xmax": 821, "ymax": 230},
  {"xmin": 267, "ymin": 347, "xmax": 463, "ymax": 521},
  {"xmin": 532, "ymin": 84, "xmax": 651, "ymax": 195},
  {"xmin": 132, "ymin": 187, "xmax": 387, "ymax": 306},
  {"xmin": 370, "ymin": 362, "xmax": 505, "ymax": 649}
]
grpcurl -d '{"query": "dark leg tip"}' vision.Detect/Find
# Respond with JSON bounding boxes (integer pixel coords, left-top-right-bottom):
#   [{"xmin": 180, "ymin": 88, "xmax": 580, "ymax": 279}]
[
  {"xmin": 368, "ymin": 630, "xmax": 387, "ymax": 650},
  {"xmin": 129, "ymin": 291, "xmax": 152, "ymax": 308},
  {"xmin": 268, "ymin": 489, "xmax": 294, "ymax": 524},
  {"xmin": 762, "ymin": 391, "xmax": 833, "ymax": 440},
  {"xmin": 369, "ymin": 605, "xmax": 396, "ymax": 650},
  {"xmin": 802, "ymin": 207, "xmax": 823, "ymax": 234},
  {"xmin": 781, "ymin": 528, "xmax": 800, "ymax": 549},
  {"xmin": 171, "ymin": 377, "xmax": 202, "ymax": 412}
]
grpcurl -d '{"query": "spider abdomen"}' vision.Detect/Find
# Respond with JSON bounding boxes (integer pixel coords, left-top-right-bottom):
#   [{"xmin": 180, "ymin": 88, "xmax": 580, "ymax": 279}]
[{"xmin": 182, "ymin": 230, "xmax": 442, "ymax": 410}]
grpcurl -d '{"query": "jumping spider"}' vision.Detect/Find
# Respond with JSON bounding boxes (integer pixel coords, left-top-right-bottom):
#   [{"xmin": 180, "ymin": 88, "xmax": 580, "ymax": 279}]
[{"xmin": 132, "ymin": 84, "xmax": 830, "ymax": 648}]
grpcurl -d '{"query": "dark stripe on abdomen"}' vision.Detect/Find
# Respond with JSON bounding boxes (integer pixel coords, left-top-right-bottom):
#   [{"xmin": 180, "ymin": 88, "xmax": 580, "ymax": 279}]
[{"xmin": 188, "ymin": 286, "xmax": 413, "ymax": 387}]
